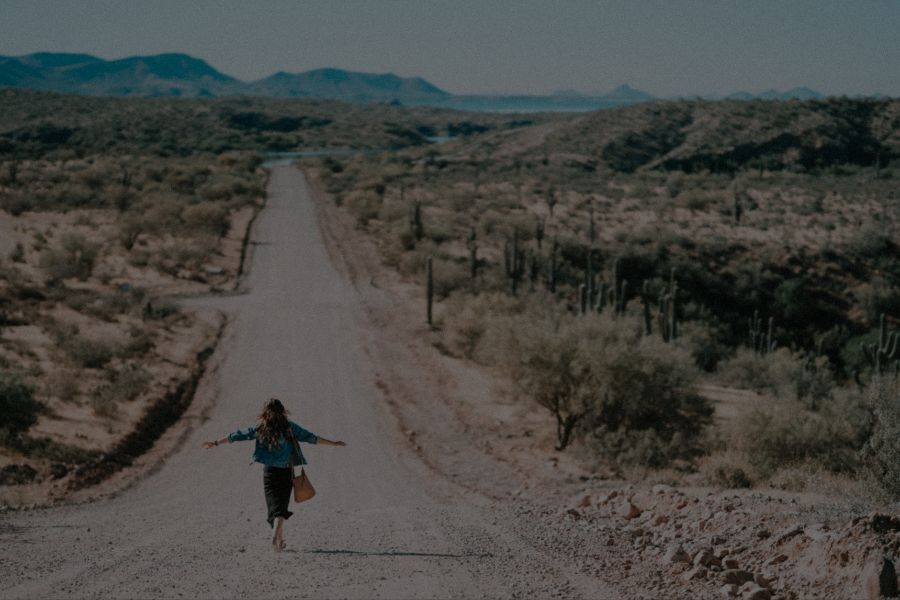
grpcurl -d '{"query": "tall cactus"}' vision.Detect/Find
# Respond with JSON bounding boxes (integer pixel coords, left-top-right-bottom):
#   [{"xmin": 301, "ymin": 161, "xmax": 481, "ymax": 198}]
[
  {"xmin": 641, "ymin": 281, "xmax": 653, "ymax": 335},
  {"xmin": 579, "ymin": 284, "xmax": 588, "ymax": 315},
  {"xmin": 749, "ymin": 310, "xmax": 776, "ymax": 355},
  {"xmin": 504, "ymin": 229, "xmax": 524, "ymax": 295},
  {"xmin": 588, "ymin": 204, "xmax": 596, "ymax": 243},
  {"xmin": 585, "ymin": 248, "xmax": 594, "ymax": 308},
  {"xmin": 469, "ymin": 245, "xmax": 478, "ymax": 280},
  {"xmin": 656, "ymin": 270, "xmax": 679, "ymax": 342},
  {"xmin": 535, "ymin": 217, "xmax": 545, "ymax": 250},
  {"xmin": 862, "ymin": 313, "xmax": 900, "ymax": 375},
  {"xmin": 409, "ymin": 201, "xmax": 424, "ymax": 241},
  {"xmin": 426, "ymin": 256, "xmax": 433, "ymax": 325},
  {"xmin": 594, "ymin": 281, "xmax": 608, "ymax": 314},
  {"xmin": 547, "ymin": 239, "xmax": 558, "ymax": 293}
]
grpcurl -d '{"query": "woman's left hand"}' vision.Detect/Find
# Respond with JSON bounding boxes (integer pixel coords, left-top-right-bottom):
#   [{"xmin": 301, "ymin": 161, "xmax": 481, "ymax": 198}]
[{"xmin": 202, "ymin": 441, "xmax": 217, "ymax": 449}]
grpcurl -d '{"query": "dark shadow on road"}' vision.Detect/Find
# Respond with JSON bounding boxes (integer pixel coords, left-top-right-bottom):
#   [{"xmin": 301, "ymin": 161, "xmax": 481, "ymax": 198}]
[{"xmin": 306, "ymin": 548, "xmax": 493, "ymax": 559}]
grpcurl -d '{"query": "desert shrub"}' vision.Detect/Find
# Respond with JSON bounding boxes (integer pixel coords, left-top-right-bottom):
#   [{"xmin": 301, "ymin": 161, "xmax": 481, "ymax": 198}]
[
  {"xmin": 64, "ymin": 337, "xmax": 117, "ymax": 369},
  {"xmin": 40, "ymin": 233, "xmax": 100, "ymax": 281},
  {"xmin": 93, "ymin": 365, "xmax": 151, "ymax": 417},
  {"xmin": 715, "ymin": 347, "xmax": 833, "ymax": 405},
  {"xmin": 845, "ymin": 222, "xmax": 893, "ymax": 261},
  {"xmin": 44, "ymin": 369, "xmax": 80, "ymax": 403},
  {"xmin": 143, "ymin": 298, "xmax": 178, "ymax": 320},
  {"xmin": 862, "ymin": 377, "xmax": 900, "ymax": 499},
  {"xmin": 181, "ymin": 202, "xmax": 231, "ymax": 237},
  {"xmin": 736, "ymin": 393, "xmax": 866, "ymax": 476},
  {"xmin": 0, "ymin": 371, "xmax": 40, "ymax": 434},
  {"xmin": 444, "ymin": 292, "xmax": 523, "ymax": 359},
  {"xmin": 470, "ymin": 300, "xmax": 710, "ymax": 459},
  {"xmin": 431, "ymin": 257, "xmax": 471, "ymax": 299},
  {"xmin": 343, "ymin": 189, "xmax": 382, "ymax": 227}
]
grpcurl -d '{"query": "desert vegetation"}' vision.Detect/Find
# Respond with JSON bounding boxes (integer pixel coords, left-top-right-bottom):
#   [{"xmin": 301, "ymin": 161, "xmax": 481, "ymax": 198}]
[
  {"xmin": 0, "ymin": 87, "xmax": 545, "ymax": 502},
  {"xmin": 306, "ymin": 97, "xmax": 900, "ymax": 500}
]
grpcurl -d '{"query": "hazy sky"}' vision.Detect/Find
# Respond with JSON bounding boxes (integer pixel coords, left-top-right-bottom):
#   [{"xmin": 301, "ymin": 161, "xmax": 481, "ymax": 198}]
[{"xmin": 1, "ymin": 0, "xmax": 898, "ymax": 97}]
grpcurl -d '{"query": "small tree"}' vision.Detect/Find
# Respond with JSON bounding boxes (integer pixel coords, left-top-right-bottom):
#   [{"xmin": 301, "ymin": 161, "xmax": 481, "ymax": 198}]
[
  {"xmin": 0, "ymin": 372, "xmax": 40, "ymax": 435},
  {"xmin": 502, "ymin": 313, "xmax": 596, "ymax": 450}
]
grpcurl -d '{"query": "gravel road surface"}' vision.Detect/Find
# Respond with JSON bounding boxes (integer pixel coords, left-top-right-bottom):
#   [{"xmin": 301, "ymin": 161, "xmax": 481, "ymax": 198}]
[{"xmin": 0, "ymin": 166, "xmax": 609, "ymax": 599}]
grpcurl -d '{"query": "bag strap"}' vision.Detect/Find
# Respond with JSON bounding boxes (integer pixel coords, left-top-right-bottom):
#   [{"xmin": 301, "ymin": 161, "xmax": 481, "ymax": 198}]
[{"xmin": 286, "ymin": 424, "xmax": 301, "ymax": 476}]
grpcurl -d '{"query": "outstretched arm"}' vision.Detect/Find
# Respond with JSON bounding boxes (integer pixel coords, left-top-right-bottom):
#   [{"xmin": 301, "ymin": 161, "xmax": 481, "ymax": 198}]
[
  {"xmin": 202, "ymin": 426, "xmax": 256, "ymax": 449},
  {"xmin": 316, "ymin": 436, "xmax": 346, "ymax": 447},
  {"xmin": 202, "ymin": 437, "xmax": 230, "ymax": 449}
]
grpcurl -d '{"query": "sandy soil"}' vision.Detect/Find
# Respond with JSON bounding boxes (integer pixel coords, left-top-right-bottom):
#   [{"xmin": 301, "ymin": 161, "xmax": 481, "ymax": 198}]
[{"xmin": 0, "ymin": 166, "xmax": 613, "ymax": 599}]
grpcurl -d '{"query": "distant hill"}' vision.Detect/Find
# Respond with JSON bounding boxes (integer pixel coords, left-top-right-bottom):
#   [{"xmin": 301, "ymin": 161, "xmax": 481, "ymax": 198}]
[
  {"xmin": 725, "ymin": 87, "xmax": 824, "ymax": 101},
  {"xmin": 0, "ymin": 52, "xmax": 860, "ymax": 111},
  {"xmin": 247, "ymin": 67, "xmax": 449, "ymax": 102},
  {"xmin": 0, "ymin": 52, "xmax": 242, "ymax": 97},
  {"xmin": 513, "ymin": 97, "xmax": 899, "ymax": 173}
]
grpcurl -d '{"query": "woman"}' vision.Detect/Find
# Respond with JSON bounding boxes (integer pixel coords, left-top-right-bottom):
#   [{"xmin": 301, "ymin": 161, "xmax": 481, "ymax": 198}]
[{"xmin": 203, "ymin": 398, "xmax": 346, "ymax": 552}]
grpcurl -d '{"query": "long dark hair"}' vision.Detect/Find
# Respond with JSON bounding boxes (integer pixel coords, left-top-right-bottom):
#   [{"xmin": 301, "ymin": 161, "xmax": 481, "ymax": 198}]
[{"xmin": 257, "ymin": 398, "xmax": 290, "ymax": 450}]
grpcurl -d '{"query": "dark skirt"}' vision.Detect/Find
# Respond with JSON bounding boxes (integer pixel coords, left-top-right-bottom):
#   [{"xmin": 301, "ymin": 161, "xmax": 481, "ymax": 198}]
[{"xmin": 263, "ymin": 466, "xmax": 293, "ymax": 528}]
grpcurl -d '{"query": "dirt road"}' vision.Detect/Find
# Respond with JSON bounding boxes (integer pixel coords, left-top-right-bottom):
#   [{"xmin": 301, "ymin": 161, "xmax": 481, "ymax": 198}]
[{"xmin": 0, "ymin": 166, "xmax": 609, "ymax": 599}]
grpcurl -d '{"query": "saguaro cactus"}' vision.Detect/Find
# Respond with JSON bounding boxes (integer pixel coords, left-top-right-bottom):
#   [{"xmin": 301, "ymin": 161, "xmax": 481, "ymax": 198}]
[
  {"xmin": 749, "ymin": 310, "xmax": 776, "ymax": 355},
  {"xmin": 862, "ymin": 313, "xmax": 900, "ymax": 375},
  {"xmin": 594, "ymin": 281, "xmax": 608, "ymax": 314},
  {"xmin": 535, "ymin": 217, "xmax": 545, "ymax": 250},
  {"xmin": 641, "ymin": 281, "xmax": 653, "ymax": 335},
  {"xmin": 504, "ymin": 229, "xmax": 524, "ymax": 295},
  {"xmin": 657, "ymin": 271, "xmax": 679, "ymax": 342},
  {"xmin": 426, "ymin": 256, "xmax": 434, "ymax": 325},
  {"xmin": 409, "ymin": 201, "xmax": 424, "ymax": 241},
  {"xmin": 547, "ymin": 240, "xmax": 559, "ymax": 294}
]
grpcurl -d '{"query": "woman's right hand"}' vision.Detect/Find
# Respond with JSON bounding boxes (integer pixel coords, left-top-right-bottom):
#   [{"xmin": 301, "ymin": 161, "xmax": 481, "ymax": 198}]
[{"xmin": 202, "ymin": 441, "xmax": 217, "ymax": 449}]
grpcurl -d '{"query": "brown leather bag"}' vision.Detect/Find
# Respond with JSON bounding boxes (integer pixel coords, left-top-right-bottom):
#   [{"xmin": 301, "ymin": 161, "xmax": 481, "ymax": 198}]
[{"xmin": 288, "ymin": 427, "xmax": 316, "ymax": 503}]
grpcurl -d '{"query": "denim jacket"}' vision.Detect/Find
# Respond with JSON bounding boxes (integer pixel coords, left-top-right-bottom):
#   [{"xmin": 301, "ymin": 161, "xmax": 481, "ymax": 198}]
[{"xmin": 227, "ymin": 421, "xmax": 319, "ymax": 467}]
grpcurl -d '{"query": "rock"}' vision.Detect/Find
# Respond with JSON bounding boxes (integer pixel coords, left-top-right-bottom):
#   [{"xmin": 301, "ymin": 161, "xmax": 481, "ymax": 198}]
[
  {"xmin": 654, "ymin": 514, "xmax": 670, "ymax": 526},
  {"xmin": 0, "ymin": 464, "xmax": 39, "ymax": 485},
  {"xmin": 773, "ymin": 524, "xmax": 803, "ymax": 544},
  {"xmin": 862, "ymin": 556, "xmax": 898, "ymax": 600},
  {"xmin": 740, "ymin": 585, "xmax": 771, "ymax": 600},
  {"xmin": 203, "ymin": 265, "xmax": 225, "ymax": 276},
  {"xmin": 663, "ymin": 544, "xmax": 692, "ymax": 565},
  {"xmin": 621, "ymin": 500, "xmax": 642, "ymax": 520},
  {"xmin": 756, "ymin": 528, "xmax": 771, "ymax": 540},
  {"xmin": 754, "ymin": 574, "xmax": 773, "ymax": 590},
  {"xmin": 676, "ymin": 499, "xmax": 689, "ymax": 510},
  {"xmin": 724, "ymin": 558, "xmax": 740, "ymax": 570},
  {"xmin": 720, "ymin": 584, "xmax": 738, "ymax": 598},
  {"xmin": 652, "ymin": 484, "xmax": 673, "ymax": 494},
  {"xmin": 695, "ymin": 549, "xmax": 721, "ymax": 568},
  {"xmin": 601, "ymin": 490, "xmax": 619, "ymax": 504},
  {"xmin": 721, "ymin": 570, "xmax": 755, "ymax": 586},
  {"xmin": 578, "ymin": 495, "xmax": 591, "ymax": 508},
  {"xmin": 766, "ymin": 554, "xmax": 788, "ymax": 566},
  {"xmin": 682, "ymin": 566, "xmax": 707, "ymax": 581},
  {"xmin": 565, "ymin": 508, "xmax": 581, "ymax": 520}
]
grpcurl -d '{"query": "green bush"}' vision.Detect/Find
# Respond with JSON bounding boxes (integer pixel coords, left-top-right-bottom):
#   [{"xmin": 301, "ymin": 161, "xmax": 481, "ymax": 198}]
[
  {"xmin": 65, "ymin": 337, "xmax": 116, "ymax": 369},
  {"xmin": 181, "ymin": 202, "xmax": 231, "ymax": 237},
  {"xmin": 462, "ymin": 298, "xmax": 710, "ymax": 460},
  {"xmin": 863, "ymin": 377, "xmax": 900, "ymax": 499},
  {"xmin": 737, "ymin": 394, "xmax": 865, "ymax": 476},
  {"xmin": 40, "ymin": 233, "xmax": 100, "ymax": 281},
  {"xmin": 0, "ymin": 372, "xmax": 40, "ymax": 434}
]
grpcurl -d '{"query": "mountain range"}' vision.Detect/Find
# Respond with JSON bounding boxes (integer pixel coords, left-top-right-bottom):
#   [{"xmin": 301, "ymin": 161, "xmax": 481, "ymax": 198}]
[{"xmin": 0, "ymin": 52, "xmax": 844, "ymax": 110}]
